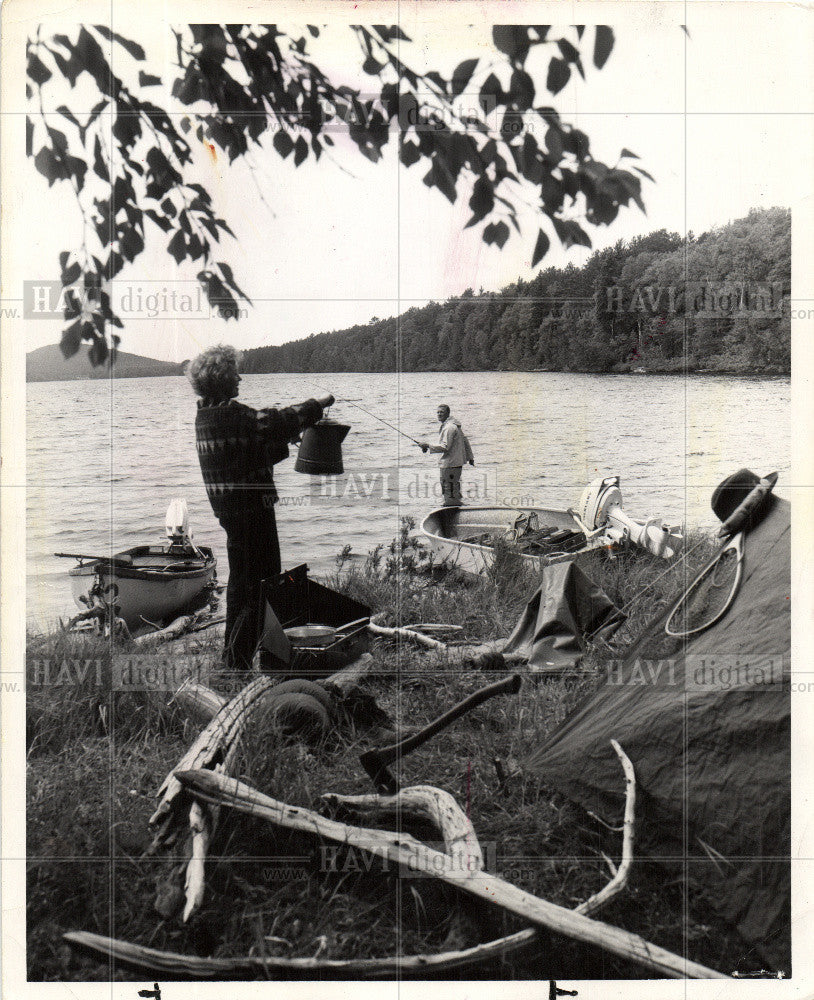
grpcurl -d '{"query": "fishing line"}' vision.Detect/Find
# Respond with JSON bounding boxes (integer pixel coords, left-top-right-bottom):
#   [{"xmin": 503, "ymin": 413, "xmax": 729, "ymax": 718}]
[{"xmin": 307, "ymin": 382, "xmax": 425, "ymax": 447}]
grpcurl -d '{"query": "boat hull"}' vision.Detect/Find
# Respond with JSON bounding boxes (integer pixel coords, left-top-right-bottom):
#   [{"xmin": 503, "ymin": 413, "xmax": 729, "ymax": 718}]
[
  {"xmin": 420, "ymin": 506, "xmax": 591, "ymax": 575},
  {"xmin": 69, "ymin": 545, "xmax": 217, "ymax": 627}
]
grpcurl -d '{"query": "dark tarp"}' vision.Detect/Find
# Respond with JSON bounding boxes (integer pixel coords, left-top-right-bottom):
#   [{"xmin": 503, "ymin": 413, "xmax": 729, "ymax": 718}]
[
  {"xmin": 526, "ymin": 493, "xmax": 790, "ymax": 971},
  {"xmin": 503, "ymin": 560, "xmax": 625, "ymax": 673}
]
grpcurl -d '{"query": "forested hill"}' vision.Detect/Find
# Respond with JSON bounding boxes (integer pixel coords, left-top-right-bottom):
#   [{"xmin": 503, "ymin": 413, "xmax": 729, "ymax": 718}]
[{"xmin": 243, "ymin": 207, "xmax": 790, "ymax": 376}]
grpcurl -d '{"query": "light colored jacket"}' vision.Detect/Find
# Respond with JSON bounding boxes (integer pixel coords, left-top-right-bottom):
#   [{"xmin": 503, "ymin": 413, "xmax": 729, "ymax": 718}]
[{"xmin": 430, "ymin": 417, "xmax": 474, "ymax": 468}]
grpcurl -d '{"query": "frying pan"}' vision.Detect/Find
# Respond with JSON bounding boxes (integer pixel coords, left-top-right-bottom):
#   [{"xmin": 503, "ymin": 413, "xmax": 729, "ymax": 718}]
[{"xmin": 284, "ymin": 617, "xmax": 369, "ymax": 648}]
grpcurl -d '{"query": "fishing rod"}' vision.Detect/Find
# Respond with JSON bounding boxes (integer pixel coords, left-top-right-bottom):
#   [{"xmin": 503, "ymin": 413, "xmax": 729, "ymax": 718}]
[{"xmin": 309, "ymin": 383, "xmax": 426, "ymax": 447}]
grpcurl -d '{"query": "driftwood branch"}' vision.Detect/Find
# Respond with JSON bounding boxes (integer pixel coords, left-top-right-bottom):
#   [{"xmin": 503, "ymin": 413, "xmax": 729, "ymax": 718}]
[
  {"xmin": 133, "ymin": 614, "xmax": 193, "ymax": 646},
  {"xmin": 368, "ymin": 620, "xmax": 447, "ymax": 650},
  {"xmin": 63, "ymin": 929, "xmax": 542, "ymax": 978},
  {"xmin": 321, "ymin": 784, "xmax": 484, "ymax": 873},
  {"xmin": 575, "ymin": 740, "xmax": 635, "ymax": 916},
  {"xmin": 156, "ymin": 654, "xmax": 378, "ymax": 920},
  {"xmin": 173, "ymin": 679, "xmax": 227, "ymax": 723},
  {"xmin": 175, "ymin": 769, "xmax": 725, "ymax": 979}
]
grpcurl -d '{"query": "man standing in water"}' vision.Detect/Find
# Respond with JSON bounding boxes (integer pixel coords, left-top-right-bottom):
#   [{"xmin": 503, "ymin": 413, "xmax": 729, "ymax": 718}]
[
  {"xmin": 187, "ymin": 345, "xmax": 330, "ymax": 671},
  {"xmin": 419, "ymin": 404, "xmax": 475, "ymax": 506}
]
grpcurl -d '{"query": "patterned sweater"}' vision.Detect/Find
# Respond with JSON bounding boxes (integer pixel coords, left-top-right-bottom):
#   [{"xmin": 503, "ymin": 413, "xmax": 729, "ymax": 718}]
[{"xmin": 195, "ymin": 396, "xmax": 322, "ymax": 518}]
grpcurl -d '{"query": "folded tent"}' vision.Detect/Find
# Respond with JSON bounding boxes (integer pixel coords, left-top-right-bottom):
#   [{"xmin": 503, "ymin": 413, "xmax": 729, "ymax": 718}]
[{"xmin": 526, "ymin": 477, "xmax": 791, "ymax": 971}]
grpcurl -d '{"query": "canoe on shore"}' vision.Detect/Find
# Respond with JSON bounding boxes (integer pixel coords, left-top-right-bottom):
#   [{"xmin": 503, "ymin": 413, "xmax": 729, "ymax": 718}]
[
  {"xmin": 420, "ymin": 506, "xmax": 596, "ymax": 575},
  {"xmin": 67, "ymin": 544, "xmax": 217, "ymax": 627}
]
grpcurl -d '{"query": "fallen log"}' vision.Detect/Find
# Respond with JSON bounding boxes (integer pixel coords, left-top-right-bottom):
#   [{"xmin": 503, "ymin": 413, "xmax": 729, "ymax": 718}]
[
  {"xmin": 133, "ymin": 615, "xmax": 193, "ymax": 646},
  {"xmin": 154, "ymin": 654, "xmax": 378, "ymax": 920},
  {"xmin": 321, "ymin": 784, "xmax": 484, "ymax": 873},
  {"xmin": 323, "ymin": 652, "xmax": 376, "ymax": 693},
  {"xmin": 173, "ymin": 679, "xmax": 227, "ymax": 723},
  {"xmin": 148, "ymin": 674, "xmax": 281, "ymax": 849},
  {"xmin": 176, "ymin": 769, "xmax": 726, "ymax": 979}
]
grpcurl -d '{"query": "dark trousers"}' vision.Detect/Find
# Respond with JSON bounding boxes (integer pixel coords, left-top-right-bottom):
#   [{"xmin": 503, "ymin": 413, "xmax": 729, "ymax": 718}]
[
  {"xmin": 219, "ymin": 505, "xmax": 281, "ymax": 671},
  {"xmin": 440, "ymin": 466, "xmax": 463, "ymax": 506}
]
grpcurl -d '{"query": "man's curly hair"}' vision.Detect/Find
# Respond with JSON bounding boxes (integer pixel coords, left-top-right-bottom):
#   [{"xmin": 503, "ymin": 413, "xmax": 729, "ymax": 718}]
[{"xmin": 186, "ymin": 344, "xmax": 241, "ymax": 399}]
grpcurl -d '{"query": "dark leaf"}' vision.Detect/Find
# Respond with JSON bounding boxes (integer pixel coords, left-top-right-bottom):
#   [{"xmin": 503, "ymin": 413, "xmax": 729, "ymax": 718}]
[
  {"xmin": 112, "ymin": 110, "xmax": 141, "ymax": 148},
  {"xmin": 423, "ymin": 158, "xmax": 456, "ymax": 204},
  {"xmin": 557, "ymin": 39, "xmax": 580, "ymax": 63},
  {"xmin": 138, "ymin": 70, "xmax": 162, "ymax": 87},
  {"xmin": 34, "ymin": 146, "xmax": 64, "ymax": 186},
  {"xmin": 509, "ymin": 69, "xmax": 535, "ymax": 111},
  {"xmin": 92, "ymin": 25, "xmax": 146, "ymax": 60},
  {"xmin": 451, "ymin": 58, "xmax": 478, "ymax": 97},
  {"xmin": 546, "ymin": 57, "xmax": 570, "ymax": 95},
  {"xmin": 294, "ymin": 135, "xmax": 308, "ymax": 167},
  {"xmin": 399, "ymin": 140, "xmax": 421, "ymax": 167},
  {"xmin": 27, "ymin": 53, "xmax": 52, "ymax": 85},
  {"xmin": 26, "ymin": 117, "xmax": 34, "ymax": 156},
  {"xmin": 468, "ymin": 175, "xmax": 494, "ymax": 223},
  {"xmin": 492, "ymin": 25, "xmax": 527, "ymax": 60},
  {"xmin": 531, "ymin": 228, "xmax": 550, "ymax": 267},
  {"xmin": 217, "ymin": 262, "xmax": 251, "ymax": 302},
  {"xmin": 483, "ymin": 220, "xmax": 510, "ymax": 249},
  {"xmin": 104, "ymin": 250, "xmax": 124, "ymax": 279},
  {"xmin": 480, "ymin": 72, "xmax": 504, "ymax": 113},
  {"xmin": 307, "ymin": 25, "xmax": 320, "ymax": 38},
  {"xmin": 593, "ymin": 26, "xmax": 614, "ymax": 69},
  {"xmin": 619, "ymin": 148, "xmax": 639, "ymax": 160},
  {"xmin": 93, "ymin": 135, "xmax": 109, "ymax": 181},
  {"xmin": 552, "ymin": 217, "xmax": 591, "ymax": 249},
  {"xmin": 362, "ymin": 55, "xmax": 384, "ymax": 75},
  {"xmin": 273, "ymin": 129, "xmax": 294, "ymax": 159},
  {"xmin": 145, "ymin": 208, "xmax": 172, "ymax": 232},
  {"xmin": 60, "ymin": 320, "xmax": 83, "ymax": 358},
  {"xmin": 88, "ymin": 337, "xmax": 108, "ymax": 366},
  {"xmin": 120, "ymin": 226, "xmax": 144, "ymax": 262},
  {"xmin": 633, "ymin": 165, "xmax": 655, "ymax": 183},
  {"xmin": 62, "ymin": 261, "xmax": 81, "ymax": 285},
  {"xmin": 167, "ymin": 230, "xmax": 186, "ymax": 263}
]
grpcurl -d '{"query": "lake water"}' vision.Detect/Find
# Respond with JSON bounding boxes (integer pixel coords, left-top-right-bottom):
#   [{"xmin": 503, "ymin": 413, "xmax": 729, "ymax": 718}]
[{"xmin": 26, "ymin": 372, "xmax": 790, "ymax": 628}]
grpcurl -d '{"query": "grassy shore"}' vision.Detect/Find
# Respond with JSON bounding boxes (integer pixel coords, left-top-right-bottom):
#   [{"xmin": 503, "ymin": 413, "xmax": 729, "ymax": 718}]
[{"xmin": 26, "ymin": 523, "xmax": 758, "ymax": 981}]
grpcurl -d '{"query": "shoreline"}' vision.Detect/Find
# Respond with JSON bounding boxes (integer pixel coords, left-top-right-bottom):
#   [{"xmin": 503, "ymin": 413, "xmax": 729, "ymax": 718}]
[{"xmin": 27, "ymin": 366, "xmax": 790, "ymax": 384}]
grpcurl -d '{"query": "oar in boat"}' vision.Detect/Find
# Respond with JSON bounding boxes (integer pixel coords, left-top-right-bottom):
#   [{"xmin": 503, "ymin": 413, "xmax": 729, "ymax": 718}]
[{"xmin": 54, "ymin": 552, "xmax": 134, "ymax": 568}]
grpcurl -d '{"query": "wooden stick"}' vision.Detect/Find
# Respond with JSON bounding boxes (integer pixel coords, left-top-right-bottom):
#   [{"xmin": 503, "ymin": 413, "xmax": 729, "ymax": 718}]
[
  {"xmin": 183, "ymin": 800, "xmax": 210, "ymax": 922},
  {"xmin": 368, "ymin": 621, "xmax": 448, "ymax": 650},
  {"xmin": 133, "ymin": 615, "xmax": 193, "ymax": 646},
  {"xmin": 575, "ymin": 740, "xmax": 635, "ymax": 916},
  {"xmin": 321, "ymin": 785, "xmax": 484, "ymax": 873},
  {"xmin": 64, "ymin": 929, "xmax": 542, "ymax": 978},
  {"xmin": 176, "ymin": 769, "xmax": 725, "ymax": 979}
]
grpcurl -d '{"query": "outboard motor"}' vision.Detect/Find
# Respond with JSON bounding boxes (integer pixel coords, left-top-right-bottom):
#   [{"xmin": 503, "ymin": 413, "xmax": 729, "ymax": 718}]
[
  {"xmin": 165, "ymin": 498, "xmax": 192, "ymax": 548},
  {"xmin": 577, "ymin": 475, "xmax": 683, "ymax": 559}
]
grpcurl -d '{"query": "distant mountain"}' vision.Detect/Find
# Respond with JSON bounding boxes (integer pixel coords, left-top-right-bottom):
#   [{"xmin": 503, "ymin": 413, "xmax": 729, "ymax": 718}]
[{"xmin": 27, "ymin": 344, "xmax": 184, "ymax": 382}]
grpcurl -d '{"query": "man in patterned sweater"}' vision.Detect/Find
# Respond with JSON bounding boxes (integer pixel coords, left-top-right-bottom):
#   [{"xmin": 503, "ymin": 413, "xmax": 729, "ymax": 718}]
[{"xmin": 187, "ymin": 345, "xmax": 329, "ymax": 671}]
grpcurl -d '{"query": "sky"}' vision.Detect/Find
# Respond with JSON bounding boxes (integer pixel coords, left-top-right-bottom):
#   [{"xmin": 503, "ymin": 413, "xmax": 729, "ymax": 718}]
[{"xmin": 20, "ymin": 5, "xmax": 813, "ymax": 362}]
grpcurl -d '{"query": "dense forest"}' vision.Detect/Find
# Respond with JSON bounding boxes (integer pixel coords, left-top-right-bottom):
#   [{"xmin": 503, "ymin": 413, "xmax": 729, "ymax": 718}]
[{"xmin": 243, "ymin": 207, "xmax": 790, "ymax": 375}]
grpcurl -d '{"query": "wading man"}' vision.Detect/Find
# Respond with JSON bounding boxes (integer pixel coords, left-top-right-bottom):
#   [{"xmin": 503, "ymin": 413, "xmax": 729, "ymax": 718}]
[
  {"xmin": 419, "ymin": 404, "xmax": 474, "ymax": 506},
  {"xmin": 188, "ymin": 345, "xmax": 330, "ymax": 671}
]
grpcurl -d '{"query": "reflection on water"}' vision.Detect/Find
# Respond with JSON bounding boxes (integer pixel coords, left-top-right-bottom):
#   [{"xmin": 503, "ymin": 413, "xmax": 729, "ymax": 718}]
[{"xmin": 26, "ymin": 372, "xmax": 789, "ymax": 627}]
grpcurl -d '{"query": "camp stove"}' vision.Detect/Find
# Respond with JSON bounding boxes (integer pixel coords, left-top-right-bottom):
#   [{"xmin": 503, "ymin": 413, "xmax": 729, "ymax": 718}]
[{"xmin": 576, "ymin": 476, "xmax": 683, "ymax": 559}]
